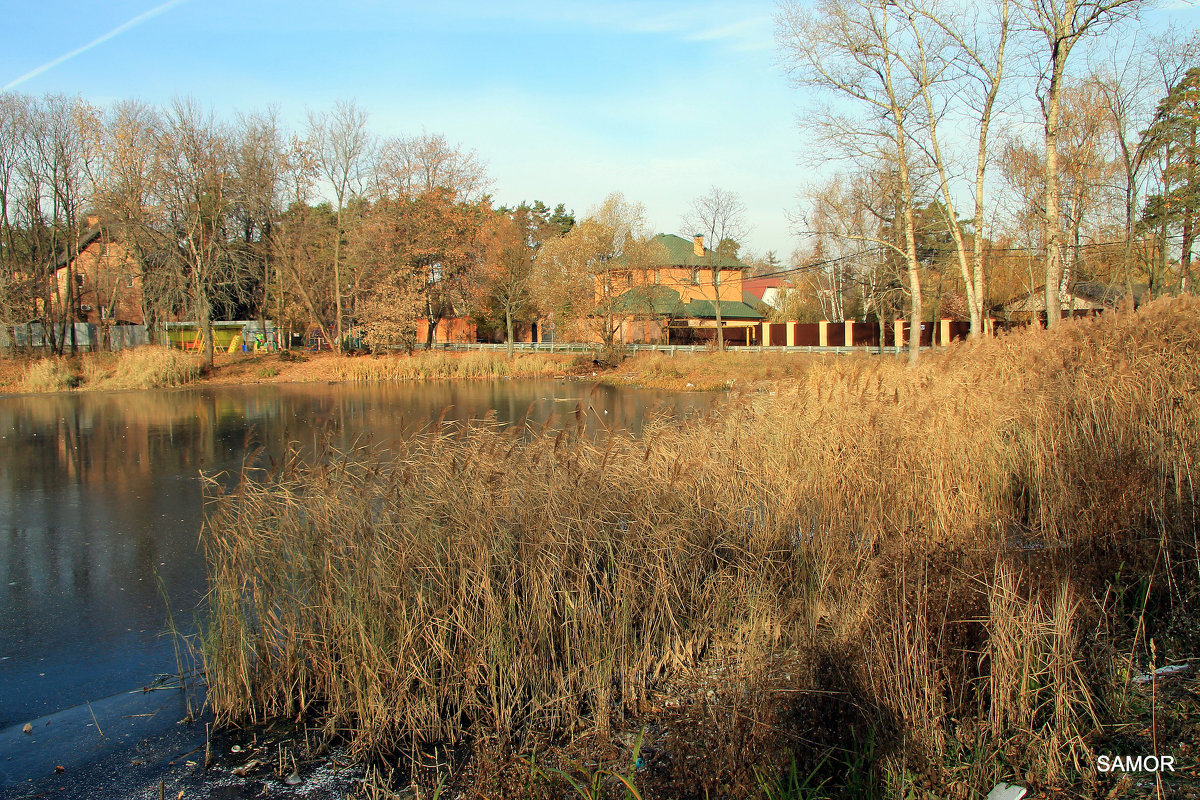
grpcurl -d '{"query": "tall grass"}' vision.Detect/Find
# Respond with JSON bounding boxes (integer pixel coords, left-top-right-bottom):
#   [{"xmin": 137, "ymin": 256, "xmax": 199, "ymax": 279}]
[
  {"xmin": 21, "ymin": 357, "xmax": 79, "ymax": 392},
  {"xmin": 83, "ymin": 346, "xmax": 204, "ymax": 389},
  {"xmin": 201, "ymin": 297, "xmax": 1200, "ymax": 797},
  {"xmin": 18, "ymin": 346, "xmax": 204, "ymax": 392},
  {"xmin": 332, "ymin": 351, "xmax": 567, "ymax": 382}
]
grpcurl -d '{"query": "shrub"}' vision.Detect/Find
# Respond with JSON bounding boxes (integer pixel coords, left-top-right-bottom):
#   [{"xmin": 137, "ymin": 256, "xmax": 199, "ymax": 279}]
[
  {"xmin": 21, "ymin": 358, "xmax": 79, "ymax": 392},
  {"xmin": 89, "ymin": 346, "xmax": 205, "ymax": 390}
]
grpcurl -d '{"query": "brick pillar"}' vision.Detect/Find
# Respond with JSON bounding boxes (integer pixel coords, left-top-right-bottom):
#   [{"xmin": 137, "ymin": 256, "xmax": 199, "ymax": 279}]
[
  {"xmin": 844, "ymin": 320, "xmax": 854, "ymax": 346},
  {"xmin": 940, "ymin": 318, "xmax": 951, "ymax": 345},
  {"xmin": 894, "ymin": 319, "xmax": 906, "ymax": 347},
  {"xmin": 786, "ymin": 322, "xmax": 796, "ymax": 347},
  {"xmin": 818, "ymin": 320, "xmax": 829, "ymax": 347},
  {"xmin": 761, "ymin": 321, "xmax": 771, "ymax": 345}
]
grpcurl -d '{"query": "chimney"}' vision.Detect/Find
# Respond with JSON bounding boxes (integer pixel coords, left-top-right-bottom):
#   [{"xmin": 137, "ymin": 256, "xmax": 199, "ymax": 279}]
[
  {"xmin": 693, "ymin": 234, "xmax": 704, "ymax": 257},
  {"xmin": 86, "ymin": 215, "xmax": 100, "ymax": 228}
]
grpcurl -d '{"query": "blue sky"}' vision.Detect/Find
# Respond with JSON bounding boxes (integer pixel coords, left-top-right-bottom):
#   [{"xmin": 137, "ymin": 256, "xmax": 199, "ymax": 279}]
[
  {"xmin": 2, "ymin": 1, "xmax": 1198, "ymax": 258},
  {"xmin": 0, "ymin": 0, "xmax": 801, "ymax": 258}
]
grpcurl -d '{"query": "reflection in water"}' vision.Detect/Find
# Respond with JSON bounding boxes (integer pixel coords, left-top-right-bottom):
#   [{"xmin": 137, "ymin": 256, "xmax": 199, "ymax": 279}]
[{"xmin": 0, "ymin": 380, "xmax": 716, "ymax": 727}]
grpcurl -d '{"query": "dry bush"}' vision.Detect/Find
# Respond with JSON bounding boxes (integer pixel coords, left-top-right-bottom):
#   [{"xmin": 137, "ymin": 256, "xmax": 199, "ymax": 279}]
[
  {"xmin": 201, "ymin": 297, "xmax": 1200, "ymax": 797},
  {"xmin": 85, "ymin": 346, "xmax": 205, "ymax": 390},
  {"xmin": 21, "ymin": 357, "xmax": 79, "ymax": 391}
]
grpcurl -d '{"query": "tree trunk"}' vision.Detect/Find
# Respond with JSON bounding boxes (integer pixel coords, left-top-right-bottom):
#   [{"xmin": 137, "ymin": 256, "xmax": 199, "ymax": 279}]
[
  {"xmin": 713, "ymin": 268, "xmax": 724, "ymax": 350},
  {"xmin": 1043, "ymin": 32, "xmax": 1068, "ymax": 329},
  {"xmin": 896, "ymin": 122, "xmax": 922, "ymax": 366},
  {"xmin": 333, "ymin": 203, "xmax": 344, "ymax": 354},
  {"xmin": 505, "ymin": 307, "xmax": 514, "ymax": 360}
]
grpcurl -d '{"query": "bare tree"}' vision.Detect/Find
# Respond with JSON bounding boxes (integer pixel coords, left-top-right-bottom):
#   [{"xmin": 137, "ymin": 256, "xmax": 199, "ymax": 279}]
[
  {"xmin": 778, "ymin": 0, "xmax": 926, "ymax": 363},
  {"xmin": 373, "ymin": 132, "xmax": 490, "ymax": 202},
  {"xmin": 1020, "ymin": 0, "xmax": 1148, "ymax": 327},
  {"xmin": 536, "ymin": 192, "xmax": 659, "ymax": 349},
  {"xmin": 0, "ymin": 94, "xmax": 28, "ymax": 352},
  {"xmin": 91, "ymin": 100, "xmax": 180, "ymax": 344},
  {"xmin": 232, "ymin": 109, "xmax": 289, "ymax": 342},
  {"xmin": 908, "ymin": 0, "xmax": 1011, "ymax": 337},
  {"xmin": 155, "ymin": 99, "xmax": 236, "ymax": 367},
  {"xmin": 683, "ymin": 186, "xmax": 749, "ymax": 350},
  {"xmin": 307, "ymin": 100, "xmax": 372, "ymax": 353}
]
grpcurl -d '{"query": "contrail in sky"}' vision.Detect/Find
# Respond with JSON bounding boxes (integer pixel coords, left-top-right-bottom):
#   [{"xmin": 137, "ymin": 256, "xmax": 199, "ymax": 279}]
[{"xmin": 3, "ymin": 0, "xmax": 188, "ymax": 92}]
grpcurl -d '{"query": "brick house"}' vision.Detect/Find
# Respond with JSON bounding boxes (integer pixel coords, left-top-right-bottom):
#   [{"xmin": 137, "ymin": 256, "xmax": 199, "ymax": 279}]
[
  {"xmin": 603, "ymin": 233, "xmax": 764, "ymax": 345},
  {"xmin": 52, "ymin": 220, "xmax": 145, "ymax": 326}
]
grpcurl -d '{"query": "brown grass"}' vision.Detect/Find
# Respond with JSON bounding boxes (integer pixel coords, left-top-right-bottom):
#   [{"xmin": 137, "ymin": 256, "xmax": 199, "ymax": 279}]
[
  {"xmin": 20, "ymin": 357, "xmax": 80, "ymax": 392},
  {"xmin": 332, "ymin": 350, "xmax": 570, "ymax": 381},
  {"xmin": 82, "ymin": 346, "xmax": 205, "ymax": 389},
  {"xmin": 199, "ymin": 297, "xmax": 1200, "ymax": 798},
  {"xmin": 596, "ymin": 349, "xmax": 824, "ymax": 391},
  {"xmin": 11, "ymin": 346, "xmax": 204, "ymax": 392}
]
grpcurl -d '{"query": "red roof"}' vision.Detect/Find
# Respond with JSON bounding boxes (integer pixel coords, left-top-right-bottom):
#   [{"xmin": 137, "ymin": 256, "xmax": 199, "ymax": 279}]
[{"xmin": 741, "ymin": 277, "xmax": 785, "ymax": 302}]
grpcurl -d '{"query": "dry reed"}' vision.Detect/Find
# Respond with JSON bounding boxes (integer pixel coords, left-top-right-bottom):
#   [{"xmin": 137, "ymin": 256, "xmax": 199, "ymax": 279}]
[
  {"xmin": 201, "ymin": 297, "xmax": 1200, "ymax": 797},
  {"xmin": 18, "ymin": 346, "xmax": 204, "ymax": 392},
  {"xmin": 21, "ymin": 357, "xmax": 79, "ymax": 392},
  {"xmin": 331, "ymin": 351, "xmax": 567, "ymax": 382},
  {"xmin": 83, "ymin": 346, "xmax": 205, "ymax": 389}
]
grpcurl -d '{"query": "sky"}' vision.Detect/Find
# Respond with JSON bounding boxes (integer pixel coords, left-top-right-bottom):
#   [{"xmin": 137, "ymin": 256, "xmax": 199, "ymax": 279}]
[{"xmin": 2, "ymin": 1, "xmax": 1198, "ymax": 259}]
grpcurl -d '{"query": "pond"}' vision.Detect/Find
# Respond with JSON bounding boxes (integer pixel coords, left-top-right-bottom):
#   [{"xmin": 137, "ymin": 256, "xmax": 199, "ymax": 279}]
[{"xmin": 0, "ymin": 379, "xmax": 719, "ymax": 733}]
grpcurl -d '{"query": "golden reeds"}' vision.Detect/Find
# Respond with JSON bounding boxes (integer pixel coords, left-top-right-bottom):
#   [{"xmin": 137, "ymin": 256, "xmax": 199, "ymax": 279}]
[
  {"xmin": 19, "ymin": 346, "xmax": 204, "ymax": 391},
  {"xmin": 331, "ymin": 351, "xmax": 567, "ymax": 382},
  {"xmin": 200, "ymin": 297, "xmax": 1200, "ymax": 797}
]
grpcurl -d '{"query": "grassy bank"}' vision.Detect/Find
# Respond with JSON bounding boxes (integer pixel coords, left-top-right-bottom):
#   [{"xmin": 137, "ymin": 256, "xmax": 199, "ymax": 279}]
[
  {"xmin": 14, "ymin": 346, "xmax": 205, "ymax": 392},
  {"xmin": 331, "ymin": 350, "xmax": 569, "ymax": 381},
  {"xmin": 199, "ymin": 297, "xmax": 1200, "ymax": 798},
  {"xmin": 0, "ymin": 346, "xmax": 825, "ymax": 394}
]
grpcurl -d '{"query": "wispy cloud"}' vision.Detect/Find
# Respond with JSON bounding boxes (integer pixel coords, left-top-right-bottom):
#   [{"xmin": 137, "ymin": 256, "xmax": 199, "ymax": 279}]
[
  {"xmin": 3, "ymin": 0, "xmax": 188, "ymax": 91},
  {"xmin": 437, "ymin": 1, "xmax": 771, "ymax": 50},
  {"xmin": 684, "ymin": 16, "xmax": 774, "ymax": 51}
]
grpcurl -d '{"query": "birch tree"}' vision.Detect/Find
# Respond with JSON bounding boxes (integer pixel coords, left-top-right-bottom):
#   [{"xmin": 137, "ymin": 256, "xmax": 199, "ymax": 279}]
[
  {"xmin": 471, "ymin": 211, "xmax": 535, "ymax": 358},
  {"xmin": 777, "ymin": 0, "xmax": 926, "ymax": 363},
  {"xmin": 908, "ymin": 0, "xmax": 1011, "ymax": 337},
  {"xmin": 1021, "ymin": 0, "xmax": 1148, "ymax": 327}
]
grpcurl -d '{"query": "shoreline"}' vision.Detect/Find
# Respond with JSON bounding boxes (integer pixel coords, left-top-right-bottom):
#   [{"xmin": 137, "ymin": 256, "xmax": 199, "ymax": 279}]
[{"xmin": 0, "ymin": 346, "xmax": 829, "ymax": 396}]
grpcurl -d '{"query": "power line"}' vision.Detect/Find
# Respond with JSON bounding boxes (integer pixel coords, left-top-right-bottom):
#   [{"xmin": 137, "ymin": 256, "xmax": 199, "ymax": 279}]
[{"xmin": 755, "ymin": 232, "xmax": 1190, "ymax": 281}]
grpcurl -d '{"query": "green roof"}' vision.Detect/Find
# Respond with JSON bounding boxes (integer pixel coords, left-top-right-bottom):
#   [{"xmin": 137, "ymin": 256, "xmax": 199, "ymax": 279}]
[
  {"xmin": 652, "ymin": 233, "xmax": 746, "ymax": 268},
  {"xmin": 685, "ymin": 299, "xmax": 765, "ymax": 320}
]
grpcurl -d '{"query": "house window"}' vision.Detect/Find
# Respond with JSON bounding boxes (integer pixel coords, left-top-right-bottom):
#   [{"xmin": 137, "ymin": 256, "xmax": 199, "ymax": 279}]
[
  {"xmin": 690, "ymin": 267, "xmax": 699, "ymax": 284},
  {"xmin": 653, "ymin": 269, "xmax": 660, "ymax": 285}
]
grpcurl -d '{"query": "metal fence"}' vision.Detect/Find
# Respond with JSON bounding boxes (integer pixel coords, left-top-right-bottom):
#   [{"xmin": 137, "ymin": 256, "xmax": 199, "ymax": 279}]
[
  {"xmin": 5, "ymin": 323, "xmax": 149, "ymax": 352},
  {"xmin": 425, "ymin": 341, "xmax": 917, "ymax": 356}
]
